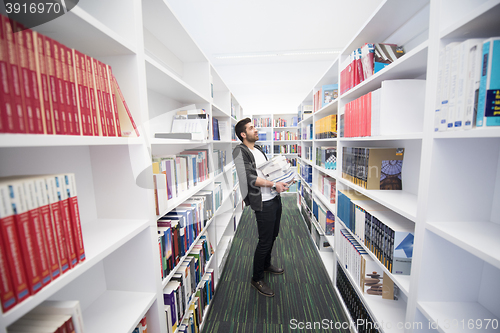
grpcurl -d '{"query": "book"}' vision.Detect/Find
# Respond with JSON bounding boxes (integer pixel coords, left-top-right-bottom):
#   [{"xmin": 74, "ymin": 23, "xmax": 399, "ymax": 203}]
[
  {"xmin": 72, "ymin": 49, "xmax": 91, "ymax": 136},
  {"xmin": 62, "ymin": 44, "xmax": 80, "ymax": 136},
  {"xmin": 111, "ymin": 73, "xmax": 139, "ymax": 137},
  {"xmin": 321, "ymin": 84, "xmax": 338, "ymax": 107},
  {"xmin": 3, "ymin": 16, "xmax": 28, "ymax": 133},
  {"xmin": 91, "ymin": 57, "xmax": 107, "ymax": 136},
  {"xmin": 63, "ymin": 173, "xmax": 85, "ymax": 263},
  {"xmin": 477, "ymin": 37, "xmax": 500, "ymax": 127},
  {"xmin": 53, "ymin": 174, "xmax": 78, "ymax": 268},
  {"xmin": 342, "ymin": 147, "xmax": 405, "ymax": 190}
]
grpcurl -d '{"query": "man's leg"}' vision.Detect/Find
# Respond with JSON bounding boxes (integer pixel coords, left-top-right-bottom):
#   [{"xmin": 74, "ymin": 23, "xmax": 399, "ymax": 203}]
[{"xmin": 253, "ymin": 199, "xmax": 276, "ymax": 282}]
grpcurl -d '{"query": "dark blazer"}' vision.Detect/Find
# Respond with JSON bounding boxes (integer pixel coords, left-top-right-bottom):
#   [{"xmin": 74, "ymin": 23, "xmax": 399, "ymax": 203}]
[{"xmin": 232, "ymin": 143, "xmax": 268, "ymax": 211}]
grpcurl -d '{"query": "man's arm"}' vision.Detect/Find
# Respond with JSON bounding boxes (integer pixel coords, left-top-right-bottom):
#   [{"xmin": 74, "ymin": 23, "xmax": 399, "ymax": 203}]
[{"xmin": 255, "ymin": 177, "xmax": 288, "ymax": 193}]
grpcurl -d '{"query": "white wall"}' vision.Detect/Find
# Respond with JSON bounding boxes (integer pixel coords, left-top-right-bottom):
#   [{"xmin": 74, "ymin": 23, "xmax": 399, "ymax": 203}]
[{"xmin": 217, "ymin": 60, "xmax": 332, "ymax": 115}]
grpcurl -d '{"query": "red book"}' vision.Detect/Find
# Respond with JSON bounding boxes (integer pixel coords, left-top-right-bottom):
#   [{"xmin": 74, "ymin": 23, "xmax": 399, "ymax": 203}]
[
  {"xmin": 100, "ymin": 62, "xmax": 115, "ymax": 136},
  {"xmin": 63, "ymin": 173, "xmax": 85, "ymax": 263},
  {"xmin": 366, "ymin": 92, "xmax": 372, "ymax": 137},
  {"xmin": 73, "ymin": 50, "xmax": 91, "ymax": 136},
  {"xmin": 0, "ymin": 15, "xmax": 16, "ymax": 133},
  {"xmin": 0, "ymin": 232, "xmax": 16, "ymax": 312},
  {"xmin": 54, "ymin": 43, "xmax": 68, "ymax": 135},
  {"xmin": 45, "ymin": 176, "xmax": 70, "ymax": 274},
  {"xmin": 33, "ymin": 32, "xmax": 54, "ymax": 135},
  {"xmin": 111, "ymin": 73, "xmax": 139, "ymax": 137},
  {"xmin": 0, "ymin": 183, "xmax": 30, "ymax": 304},
  {"xmin": 12, "ymin": 23, "xmax": 42, "ymax": 134},
  {"xmin": 85, "ymin": 55, "xmax": 98, "ymax": 136},
  {"xmin": 45, "ymin": 37, "xmax": 64, "ymax": 134},
  {"xmin": 53, "ymin": 174, "xmax": 78, "ymax": 268},
  {"xmin": 8, "ymin": 179, "xmax": 43, "ymax": 295},
  {"xmin": 58, "ymin": 43, "xmax": 74, "ymax": 135},
  {"xmin": 3, "ymin": 17, "xmax": 27, "ymax": 133},
  {"xmin": 91, "ymin": 57, "xmax": 107, "ymax": 136},
  {"xmin": 23, "ymin": 28, "xmax": 44, "ymax": 134},
  {"xmin": 22, "ymin": 179, "xmax": 52, "ymax": 287},
  {"xmin": 33, "ymin": 177, "xmax": 60, "ymax": 280},
  {"xmin": 64, "ymin": 45, "xmax": 80, "ymax": 136}
]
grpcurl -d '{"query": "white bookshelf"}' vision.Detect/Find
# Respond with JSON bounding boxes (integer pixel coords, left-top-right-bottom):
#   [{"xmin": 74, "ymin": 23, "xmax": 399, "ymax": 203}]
[
  {"xmin": 296, "ymin": 0, "xmax": 500, "ymax": 332},
  {"xmin": 0, "ymin": 1, "xmax": 243, "ymax": 333}
]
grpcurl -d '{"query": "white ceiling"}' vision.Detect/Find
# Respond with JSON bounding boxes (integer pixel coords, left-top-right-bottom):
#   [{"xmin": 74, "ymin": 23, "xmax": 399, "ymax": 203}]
[{"xmin": 166, "ymin": 0, "xmax": 384, "ymax": 115}]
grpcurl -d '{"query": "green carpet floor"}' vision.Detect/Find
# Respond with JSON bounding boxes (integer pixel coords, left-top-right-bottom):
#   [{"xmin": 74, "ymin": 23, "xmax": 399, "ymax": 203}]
[{"xmin": 201, "ymin": 194, "xmax": 350, "ymax": 333}]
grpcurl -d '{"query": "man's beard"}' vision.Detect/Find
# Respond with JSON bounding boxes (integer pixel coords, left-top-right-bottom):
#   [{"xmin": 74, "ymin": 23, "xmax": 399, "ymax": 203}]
[{"xmin": 246, "ymin": 131, "xmax": 258, "ymax": 142}]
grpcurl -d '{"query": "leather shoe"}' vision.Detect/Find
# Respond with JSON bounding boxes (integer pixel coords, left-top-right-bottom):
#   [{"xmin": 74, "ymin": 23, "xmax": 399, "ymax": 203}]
[
  {"xmin": 264, "ymin": 264, "xmax": 284, "ymax": 275},
  {"xmin": 251, "ymin": 279, "xmax": 274, "ymax": 297}
]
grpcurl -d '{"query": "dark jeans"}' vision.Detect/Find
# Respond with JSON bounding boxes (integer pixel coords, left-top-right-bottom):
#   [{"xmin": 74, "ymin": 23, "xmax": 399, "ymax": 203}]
[{"xmin": 252, "ymin": 195, "xmax": 282, "ymax": 282}]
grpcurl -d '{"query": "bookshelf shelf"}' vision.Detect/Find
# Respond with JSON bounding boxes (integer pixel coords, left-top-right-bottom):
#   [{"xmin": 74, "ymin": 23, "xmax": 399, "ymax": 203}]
[
  {"xmin": 314, "ymin": 99, "xmax": 339, "ymax": 118},
  {"xmin": 297, "ymin": 1, "xmax": 500, "ymax": 329},
  {"xmin": 340, "ymin": 41, "xmax": 429, "ymax": 102},
  {"xmin": 337, "ymin": 217, "xmax": 411, "ymax": 297},
  {"xmin": 82, "ymin": 290, "xmax": 157, "ymax": 333},
  {"xmin": 0, "ymin": 134, "xmax": 144, "ymax": 148},
  {"xmin": 426, "ymin": 221, "xmax": 500, "ymax": 269},
  {"xmin": 432, "ymin": 128, "xmax": 500, "ymax": 139},
  {"xmin": 33, "ymin": 6, "xmax": 138, "ymax": 57},
  {"xmin": 337, "ymin": 257, "xmax": 407, "ymax": 333},
  {"xmin": 336, "ymin": 178, "xmax": 418, "ymax": 222},
  {"xmin": 439, "ymin": 0, "xmax": 500, "ymax": 39},
  {"xmin": 417, "ymin": 301, "xmax": 499, "ymax": 333},
  {"xmin": 145, "ymin": 56, "xmax": 209, "ymax": 104},
  {"xmin": 0, "ymin": 0, "xmax": 240, "ymax": 332},
  {"xmin": 338, "ymin": 133, "xmax": 423, "ymax": 141}
]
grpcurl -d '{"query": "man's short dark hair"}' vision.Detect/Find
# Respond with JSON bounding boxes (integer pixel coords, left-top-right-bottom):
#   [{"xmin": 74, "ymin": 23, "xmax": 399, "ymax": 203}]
[{"xmin": 235, "ymin": 117, "xmax": 252, "ymax": 142}]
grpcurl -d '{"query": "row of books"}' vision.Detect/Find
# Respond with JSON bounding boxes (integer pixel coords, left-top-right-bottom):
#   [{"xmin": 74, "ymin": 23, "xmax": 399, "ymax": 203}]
[
  {"xmin": 164, "ymin": 268, "xmax": 214, "ymax": 333},
  {"xmin": 232, "ymin": 188, "xmax": 241, "ymax": 208},
  {"xmin": 298, "ymin": 163, "xmax": 312, "ymax": 185},
  {"xmin": 435, "ymin": 37, "xmax": 500, "ymax": 131},
  {"xmin": 232, "ymin": 166, "xmax": 237, "ymax": 186},
  {"xmin": 258, "ymin": 144, "xmax": 272, "ymax": 154},
  {"xmin": 317, "ymin": 173, "xmax": 336, "ymax": 206},
  {"xmin": 275, "ymin": 117, "xmax": 298, "ymax": 127},
  {"xmin": 152, "ymin": 149, "xmax": 210, "ymax": 213},
  {"xmin": 302, "ymin": 124, "xmax": 313, "ymax": 140},
  {"xmin": 273, "ymin": 130, "xmax": 298, "ymax": 141},
  {"xmin": 8, "ymin": 300, "xmax": 84, "ymax": 333},
  {"xmin": 342, "ymin": 80, "xmax": 425, "ymax": 138},
  {"xmin": 337, "ymin": 231, "xmax": 399, "ymax": 300},
  {"xmin": 257, "ymin": 131, "xmax": 269, "ymax": 141},
  {"xmin": 273, "ymin": 144, "xmax": 297, "ymax": 154},
  {"xmin": 299, "ymin": 145, "xmax": 313, "ymax": 161},
  {"xmin": 313, "ymin": 84, "xmax": 339, "ymax": 113},
  {"xmin": 314, "ymin": 114, "xmax": 337, "ymax": 139},
  {"xmin": 297, "ymin": 104, "xmax": 313, "ymax": 124},
  {"xmin": 299, "ymin": 199, "xmax": 312, "ymax": 234},
  {"xmin": 132, "ymin": 315, "xmax": 148, "ymax": 333},
  {"xmin": 341, "ymin": 147, "xmax": 405, "ymax": 190},
  {"xmin": 213, "ymin": 149, "xmax": 227, "ymax": 177},
  {"xmin": 0, "ymin": 15, "xmax": 138, "ymax": 136},
  {"xmin": 340, "ymin": 43, "xmax": 405, "ymax": 95},
  {"xmin": 316, "ymin": 146, "xmax": 337, "ymax": 170},
  {"xmin": 336, "ymin": 264, "xmax": 380, "ymax": 333},
  {"xmin": 310, "ymin": 216, "xmax": 331, "ymax": 252},
  {"xmin": 231, "ymin": 124, "xmax": 237, "ymax": 141},
  {"xmin": 212, "ymin": 117, "xmax": 230, "ymax": 141},
  {"xmin": 252, "ymin": 117, "xmax": 272, "ymax": 128},
  {"xmin": 0, "ymin": 174, "xmax": 85, "ymax": 313},
  {"xmin": 338, "ymin": 191, "xmax": 414, "ymax": 275},
  {"xmin": 311, "ymin": 197, "xmax": 335, "ymax": 236},
  {"xmin": 157, "ymin": 187, "xmax": 219, "ymax": 279}
]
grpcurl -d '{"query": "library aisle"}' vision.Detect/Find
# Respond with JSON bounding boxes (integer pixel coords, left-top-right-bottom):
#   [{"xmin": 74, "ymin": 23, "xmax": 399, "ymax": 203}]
[{"xmin": 201, "ymin": 195, "xmax": 349, "ymax": 333}]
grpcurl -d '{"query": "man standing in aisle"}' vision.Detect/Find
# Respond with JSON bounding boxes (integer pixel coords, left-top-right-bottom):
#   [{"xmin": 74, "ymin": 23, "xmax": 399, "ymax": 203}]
[{"xmin": 233, "ymin": 118, "xmax": 288, "ymax": 297}]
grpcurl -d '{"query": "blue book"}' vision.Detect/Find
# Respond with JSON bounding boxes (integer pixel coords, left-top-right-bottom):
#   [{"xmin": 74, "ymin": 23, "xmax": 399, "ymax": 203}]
[
  {"xmin": 321, "ymin": 84, "xmax": 339, "ymax": 107},
  {"xmin": 479, "ymin": 38, "xmax": 500, "ymax": 126}
]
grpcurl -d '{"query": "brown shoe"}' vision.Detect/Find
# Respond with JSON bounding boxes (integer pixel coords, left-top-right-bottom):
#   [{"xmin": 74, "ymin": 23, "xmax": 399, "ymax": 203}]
[
  {"xmin": 251, "ymin": 279, "xmax": 274, "ymax": 297},
  {"xmin": 264, "ymin": 264, "xmax": 284, "ymax": 275}
]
